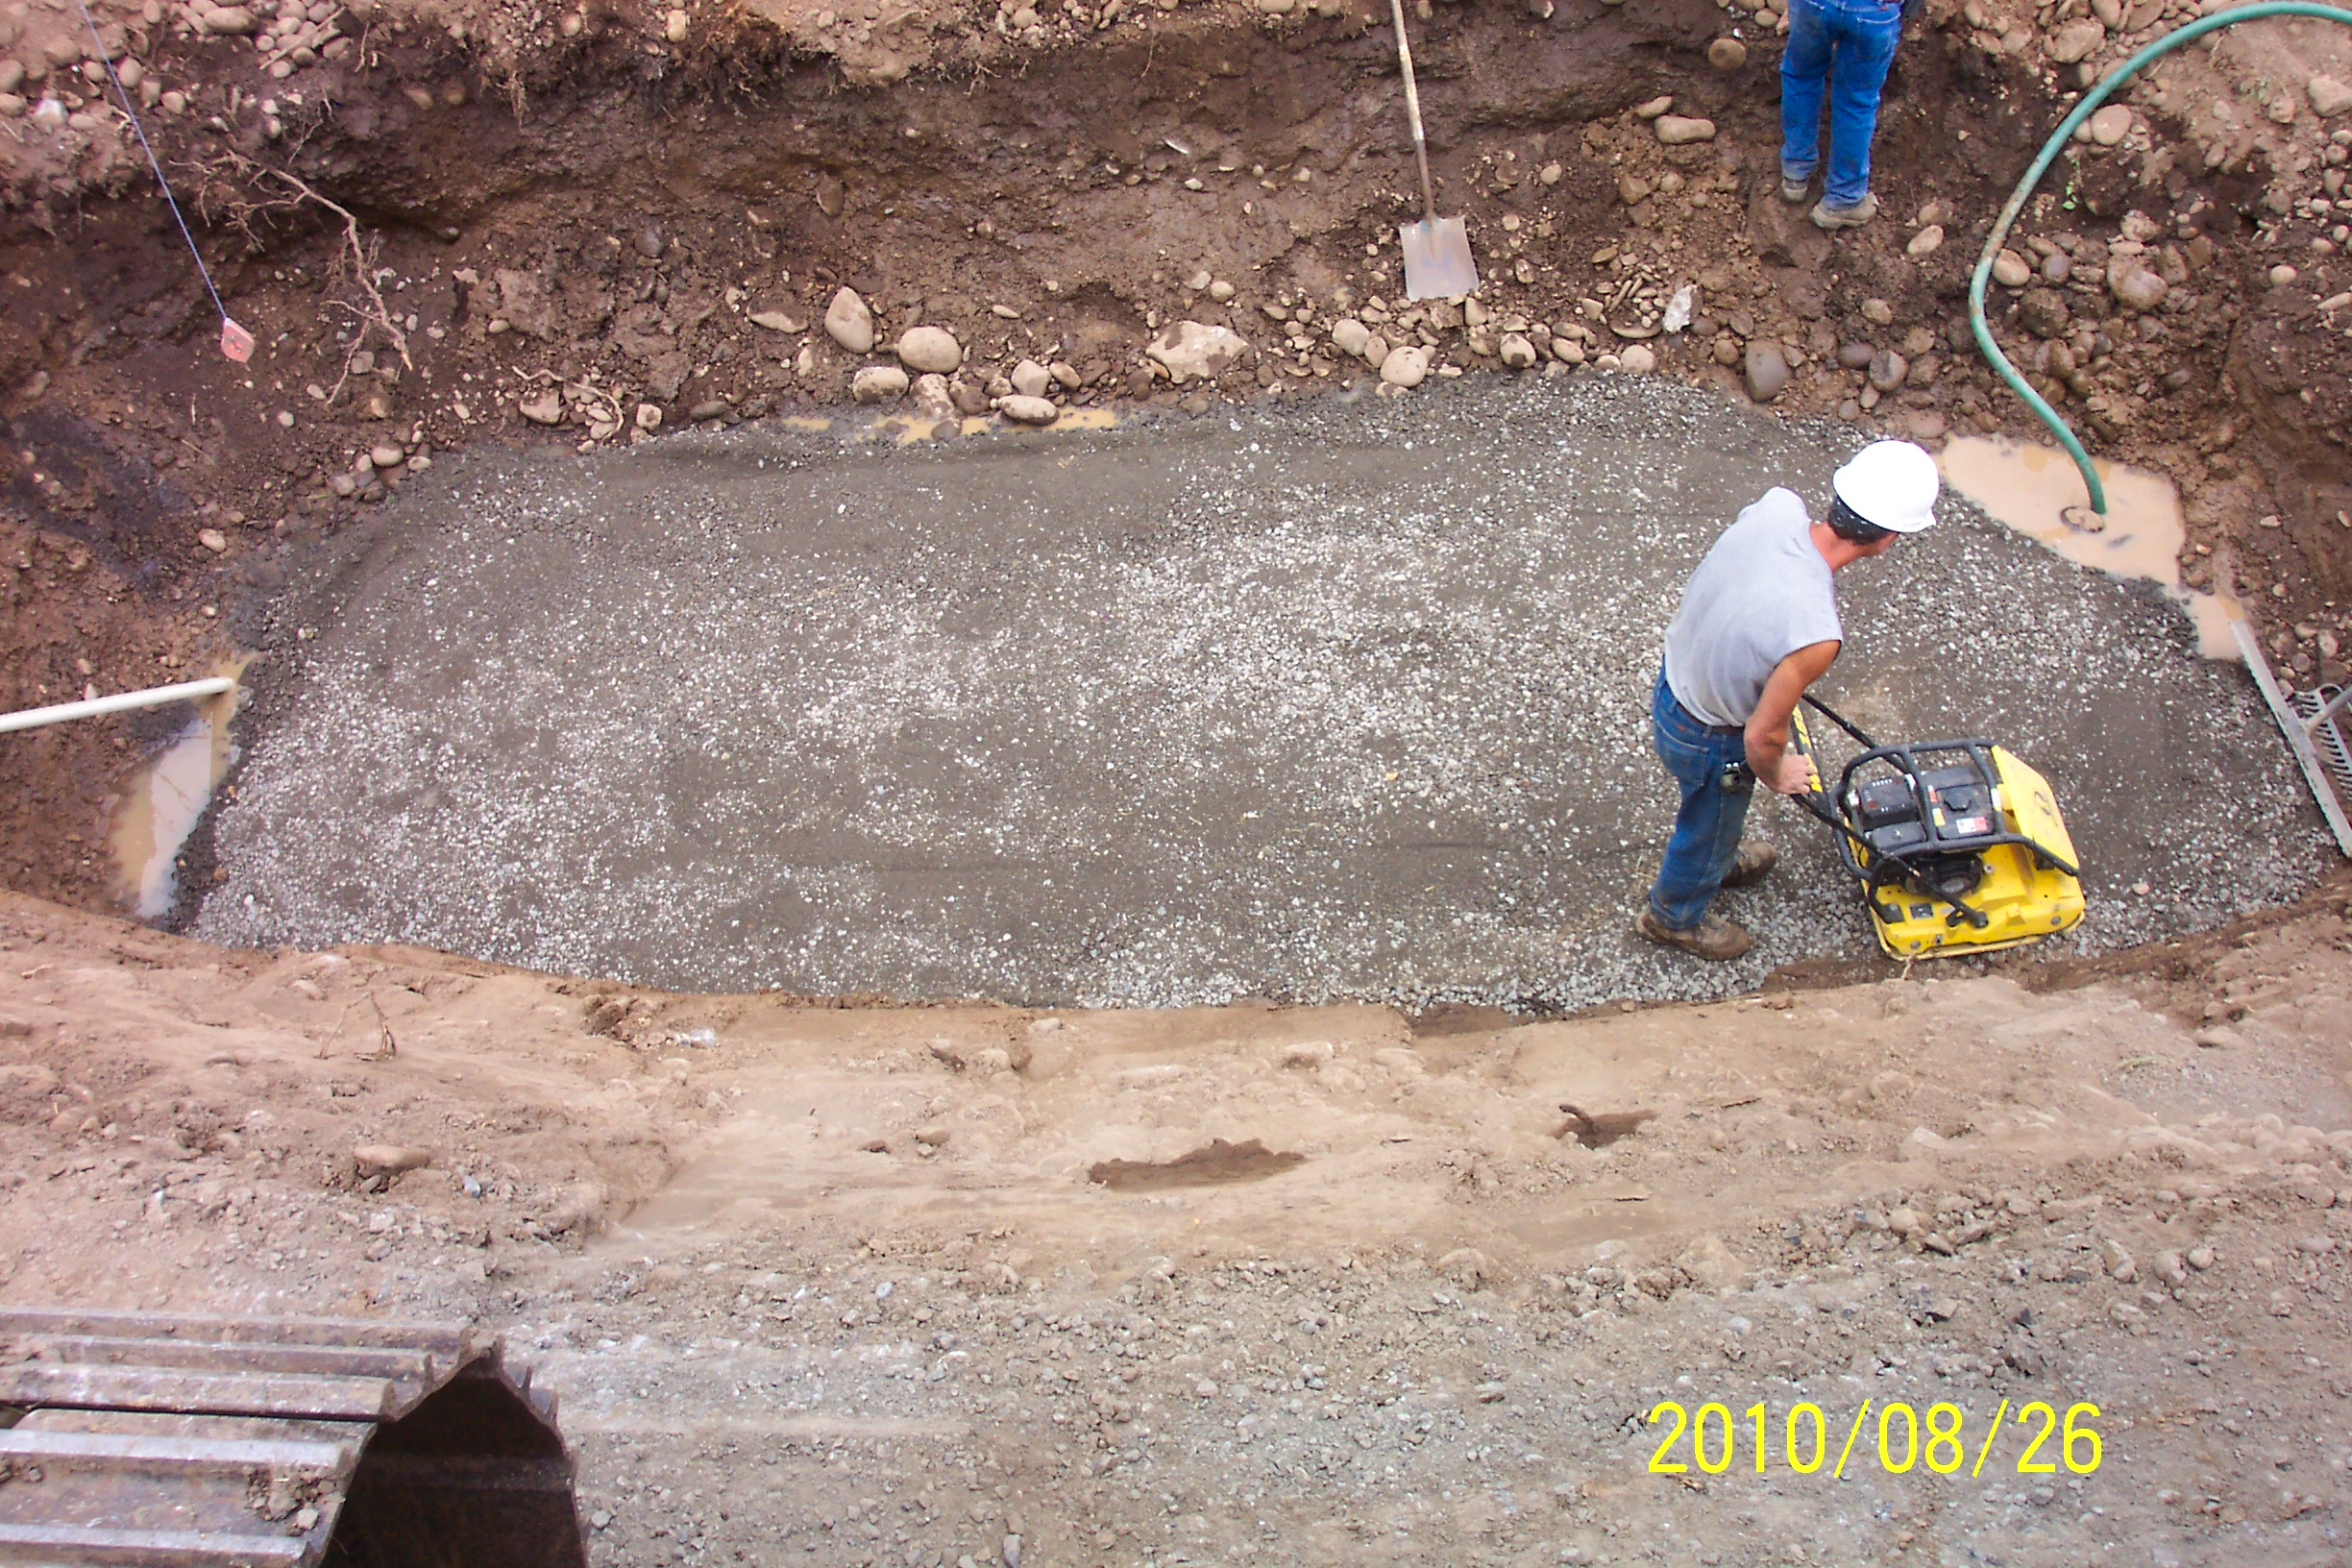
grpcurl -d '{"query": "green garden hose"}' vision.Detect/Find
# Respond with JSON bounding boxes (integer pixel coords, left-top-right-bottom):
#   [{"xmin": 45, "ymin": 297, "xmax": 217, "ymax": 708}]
[{"xmin": 1968, "ymin": 1, "xmax": 2352, "ymax": 514}]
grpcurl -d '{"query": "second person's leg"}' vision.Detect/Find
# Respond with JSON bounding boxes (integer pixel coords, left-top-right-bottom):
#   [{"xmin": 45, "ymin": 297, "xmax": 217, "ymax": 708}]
[
  {"xmin": 1823, "ymin": 0, "xmax": 1903, "ymax": 210},
  {"xmin": 1779, "ymin": 0, "xmax": 1833, "ymax": 194}
]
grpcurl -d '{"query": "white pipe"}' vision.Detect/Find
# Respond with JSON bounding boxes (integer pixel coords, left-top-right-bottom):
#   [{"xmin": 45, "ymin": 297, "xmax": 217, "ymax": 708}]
[{"xmin": 0, "ymin": 676, "xmax": 235, "ymax": 735}]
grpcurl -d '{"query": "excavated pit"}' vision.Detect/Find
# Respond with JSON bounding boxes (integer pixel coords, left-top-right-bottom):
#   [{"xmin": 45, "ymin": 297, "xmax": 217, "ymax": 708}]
[
  {"xmin": 5, "ymin": 0, "xmax": 2350, "ymax": 977},
  {"xmin": 185, "ymin": 377, "xmax": 2324, "ymax": 1007}
]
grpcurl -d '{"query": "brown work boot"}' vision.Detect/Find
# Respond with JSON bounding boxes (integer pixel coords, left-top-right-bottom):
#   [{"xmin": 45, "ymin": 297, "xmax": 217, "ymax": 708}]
[
  {"xmin": 1635, "ymin": 909, "xmax": 1752, "ymax": 962},
  {"xmin": 1722, "ymin": 842, "xmax": 1778, "ymax": 889},
  {"xmin": 1810, "ymin": 191, "xmax": 1879, "ymax": 231}
]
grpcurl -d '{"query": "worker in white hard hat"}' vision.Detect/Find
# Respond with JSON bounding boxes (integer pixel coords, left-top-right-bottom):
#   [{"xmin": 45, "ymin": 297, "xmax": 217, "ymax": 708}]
[{"xmin": 1636, "ymin": 440, "xmax": 1940, "ymax": 962}]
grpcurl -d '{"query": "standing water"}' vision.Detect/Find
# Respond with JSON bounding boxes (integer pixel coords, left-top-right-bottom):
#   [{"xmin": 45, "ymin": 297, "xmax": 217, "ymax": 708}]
[
  {"xmin": 1937, "ymin": 435, "xmax": 2244, "ymax": 659},
  {"xmin": 110, "ymin": 664, "xmax": 246, "ymax": 919}
]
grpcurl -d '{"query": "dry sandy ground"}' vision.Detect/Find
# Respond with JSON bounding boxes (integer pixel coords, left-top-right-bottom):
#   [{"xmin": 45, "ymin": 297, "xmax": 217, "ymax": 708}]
[{"xmin": 5, "ymin": 885, "xmax": 2352, "ymax": 1564}]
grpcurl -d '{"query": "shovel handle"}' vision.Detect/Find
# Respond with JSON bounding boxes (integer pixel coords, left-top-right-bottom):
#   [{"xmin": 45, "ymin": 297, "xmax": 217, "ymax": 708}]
[{"xmin": 1387, "ymin": 0, "xmax": 1439, "ymax": 219}]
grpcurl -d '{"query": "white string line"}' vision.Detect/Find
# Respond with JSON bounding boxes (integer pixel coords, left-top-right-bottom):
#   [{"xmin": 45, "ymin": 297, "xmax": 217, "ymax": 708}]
[{"xmin": 69, "ymin": 0, "xmax": 232, "ymax": 327}]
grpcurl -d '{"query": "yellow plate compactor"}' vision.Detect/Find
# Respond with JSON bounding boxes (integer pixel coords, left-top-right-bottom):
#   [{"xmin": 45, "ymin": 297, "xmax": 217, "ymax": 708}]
[{"xmin": 1790, "ymin": 695, "xmax": 2084, "ymax": 959}]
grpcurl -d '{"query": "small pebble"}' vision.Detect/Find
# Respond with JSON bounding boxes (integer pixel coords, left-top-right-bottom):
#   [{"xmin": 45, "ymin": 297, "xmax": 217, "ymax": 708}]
[
  {"xmin": 1011, "ymin": 358, "xmax": 1053, "ymax": 399},
  {"xmin": 1379, "ymin": 345, "xmax": 1430, "ymax": 387},
  {"xmin": 851, "ymin": 364, "xmax": 909, "ymax": 403},
  {"xmin": 997, "ymin": 394, "xmax": 1059, "ymax": 426},
  {"xmin": 825, "ymin": 287, "xmax": 875, "ymax": 353},
  {"xmin": 1654, "ymin": 114, "xmax": 1716, "ymax": 146},
  {"xmin": 896, "ymin": 325, "xmax": 963, "ymax": 374}
]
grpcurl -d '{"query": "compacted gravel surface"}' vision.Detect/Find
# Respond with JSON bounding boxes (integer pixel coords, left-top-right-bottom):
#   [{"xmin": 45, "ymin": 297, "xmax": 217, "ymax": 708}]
[{"xmin": 194, "ymin": 376, "xmax": 2322, "ymax": 1006}]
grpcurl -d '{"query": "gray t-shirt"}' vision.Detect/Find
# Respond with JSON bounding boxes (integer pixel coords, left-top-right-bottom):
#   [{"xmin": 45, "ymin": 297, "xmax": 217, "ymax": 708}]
[{"xmin": 1661, "ymin": 487, "xmax": 1842, "ymax": 729}]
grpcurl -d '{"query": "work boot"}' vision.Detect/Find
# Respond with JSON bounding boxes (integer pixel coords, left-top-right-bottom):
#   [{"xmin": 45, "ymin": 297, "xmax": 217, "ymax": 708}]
[
  {"xmin": 1635, "ymin": 909, "xmax": 1752, "ymax": 962},
  {"xmin": 1780, "ymin": 173, "xmax": 1811, "ymax": 203},
  {"xmin": 1722, "ymin": 842, "xmax": 1778, "ymax": 889},
  {"xmin": 1810, "ymin": 192, "xmax": 1879, "ymax": 231}
]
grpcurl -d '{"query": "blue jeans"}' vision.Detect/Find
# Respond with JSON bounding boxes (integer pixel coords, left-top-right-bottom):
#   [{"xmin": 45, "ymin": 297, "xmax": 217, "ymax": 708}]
[
  {"xmin": 1780, "ymin": 0, "xmax": 1904, "ymax": 209},
  {"xmin": 1647, "ymin": 668, "xmax": 1755, "ymax": 930}
]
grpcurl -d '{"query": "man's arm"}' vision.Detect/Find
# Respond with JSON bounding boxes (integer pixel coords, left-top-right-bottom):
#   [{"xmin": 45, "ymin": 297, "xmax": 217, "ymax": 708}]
[{"xmin": 1745, "ymin": 640, "xmax": 1841, "ymax": 795}]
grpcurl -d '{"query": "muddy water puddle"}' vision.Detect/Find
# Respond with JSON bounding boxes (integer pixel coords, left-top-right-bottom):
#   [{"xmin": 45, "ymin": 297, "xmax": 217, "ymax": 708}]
[
  {"xmin": 1938, "ymin": 435, "xmax": 2243, "ymax": 658},
  {"xmin": 110, "ymin": 663, "xmax": 247, "ymax": 919},
  {"xmin": 1085, "ymin": 1139, "xmax": 1306, "ymax": 1191}
]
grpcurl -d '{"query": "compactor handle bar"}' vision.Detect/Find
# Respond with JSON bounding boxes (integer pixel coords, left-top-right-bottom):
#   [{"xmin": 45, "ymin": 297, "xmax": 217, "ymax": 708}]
[{"xmin": 1801, "ymin": 693, "xmax": 1877, "ymax": 751}]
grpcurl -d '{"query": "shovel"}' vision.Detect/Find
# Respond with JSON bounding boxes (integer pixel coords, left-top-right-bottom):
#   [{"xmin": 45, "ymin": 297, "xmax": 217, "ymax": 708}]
[{"xmin": 1387, "ymin": 0, "xmax": 1479, "ymax": 301}]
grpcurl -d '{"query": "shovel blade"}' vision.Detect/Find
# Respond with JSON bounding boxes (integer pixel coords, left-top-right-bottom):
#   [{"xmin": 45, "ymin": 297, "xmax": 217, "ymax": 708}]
[{"xmin": 1399, "ymin": 215, "xmax": 1478, "ymax": 302}]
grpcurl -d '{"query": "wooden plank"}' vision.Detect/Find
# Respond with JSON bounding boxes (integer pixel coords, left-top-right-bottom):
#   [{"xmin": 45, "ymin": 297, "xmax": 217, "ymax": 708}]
[
  {"xmin": 0, "ymin": 1309, "xmax": 471, "ymax": 1358},
  {"xmin": 22, "ymin": 1336, "xmax": 433, "ymax": 1384},
  {"xmin": 0, "ymin": 1428, "xmax": 358, "ymax": 1475},
  {"xmin": 0, "ymin": 1520, "xmax": 310, "ymax": 1564},
  {"xmin": 0, "ymin": 1365, "xmax": 396, "ymax": 1423}
]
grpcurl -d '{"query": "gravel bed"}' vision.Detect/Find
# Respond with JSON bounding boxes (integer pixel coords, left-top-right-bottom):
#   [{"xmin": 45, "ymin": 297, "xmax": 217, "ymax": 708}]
[{"xmin": 194, "ymin": 375, "xmax": 2325, "ymax": 1006}]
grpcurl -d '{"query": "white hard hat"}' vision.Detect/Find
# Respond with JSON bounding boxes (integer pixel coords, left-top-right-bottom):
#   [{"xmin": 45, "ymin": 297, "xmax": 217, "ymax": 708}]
[{"xmin": 1831, "ymin": 440, "xmax": 1940, "ymax": 533}]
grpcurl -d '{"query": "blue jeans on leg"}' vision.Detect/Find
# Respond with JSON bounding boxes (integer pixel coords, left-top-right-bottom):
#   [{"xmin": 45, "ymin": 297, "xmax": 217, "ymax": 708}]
[
  {"xmin": 1646, "ymin": 668, "xmax": 1755, "ymax": 931},
  {"xmin": 1779, "ymin": 0, "xmax": 1904, "ymax": 209}
]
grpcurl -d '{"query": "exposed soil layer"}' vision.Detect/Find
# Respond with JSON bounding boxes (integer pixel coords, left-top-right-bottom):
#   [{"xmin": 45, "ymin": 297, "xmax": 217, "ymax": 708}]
[
  {"xmin": 0, "ymin": 517, "xmax": 233, "ymax": 907},
  {"xmin": 4, "ymin": 0, "xmax": 2352, "ymax": 915}
]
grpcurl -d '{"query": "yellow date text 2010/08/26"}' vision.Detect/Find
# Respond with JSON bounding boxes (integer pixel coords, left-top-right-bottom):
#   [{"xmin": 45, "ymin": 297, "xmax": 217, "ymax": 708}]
[{"xmin": 1644, "ymin": 1398, "xmax": 2101, "ymax": 1479}]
